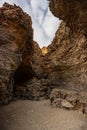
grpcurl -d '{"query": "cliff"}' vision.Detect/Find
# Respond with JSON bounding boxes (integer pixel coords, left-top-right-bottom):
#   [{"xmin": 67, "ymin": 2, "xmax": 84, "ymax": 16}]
[
  {"xmin": 44, "ymin": 0, "xmax": 87, "ymax": 112},
  {"xmin": 0, "ymin": 3, "xmax": 50, "ymax": 103},
  {"xmin": 0, "ymin": 3, "xmax": 33, "ymax": 104},
  {"xmin": 47, "ymin": 0, "xmax": 87, "ymax": 90}
]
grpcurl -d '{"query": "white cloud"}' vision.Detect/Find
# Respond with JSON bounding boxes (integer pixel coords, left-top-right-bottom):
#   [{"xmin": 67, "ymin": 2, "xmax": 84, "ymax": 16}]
[{"xmin": 0, "ymin": 0, "xmax": 61, "ymax": 47}]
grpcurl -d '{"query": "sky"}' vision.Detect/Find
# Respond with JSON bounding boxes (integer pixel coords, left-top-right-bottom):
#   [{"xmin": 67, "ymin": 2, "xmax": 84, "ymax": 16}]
[{"xmin": 0, "ymin": 0, "xmax": 61, "ymax": 47}]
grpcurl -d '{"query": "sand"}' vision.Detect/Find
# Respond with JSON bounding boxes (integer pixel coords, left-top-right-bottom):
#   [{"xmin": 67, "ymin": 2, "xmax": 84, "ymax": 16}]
[{"xmin": 0, "ymin": 100, "xmax": 87, "ymax": 130}]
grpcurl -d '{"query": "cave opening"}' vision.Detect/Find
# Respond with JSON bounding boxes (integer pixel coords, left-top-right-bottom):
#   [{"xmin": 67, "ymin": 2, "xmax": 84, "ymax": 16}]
[{"xmin": 14, "ymin": 63, "xmax": 35, "ymax": 86}]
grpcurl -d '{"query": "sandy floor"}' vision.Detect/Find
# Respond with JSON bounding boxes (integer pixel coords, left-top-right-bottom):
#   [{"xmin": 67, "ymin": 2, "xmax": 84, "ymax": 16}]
[{"xmin": 0, "ymin": 100, "xmax": 87, "ymax": 130}]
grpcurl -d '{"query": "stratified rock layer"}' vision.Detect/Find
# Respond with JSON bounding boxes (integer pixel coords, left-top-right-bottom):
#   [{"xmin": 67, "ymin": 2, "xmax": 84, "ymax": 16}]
[{"xmin": 0, "ymin": 3, "xmax": 33, "ymax": 104}]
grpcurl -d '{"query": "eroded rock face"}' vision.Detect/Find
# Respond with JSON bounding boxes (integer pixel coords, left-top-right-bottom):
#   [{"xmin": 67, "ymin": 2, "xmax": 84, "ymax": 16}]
[
  {"xmin": 46, "ymin": 0, "xmax": 87, "ymax": 113},
  {"xmin": 49, "ymin": 0, "xmax": 87, "ymax": 33},
  {"xmin": 45, "ymin": 0, "xmax": 87, "ymax": 91},
  {"xmin": 0, "ymin": 3, "xmax": 33, "ymax": 104},
  {"xmin": 14, "ymin": 42, "xmax": 50, "ymax": 100},
  {"xmin": 31, "ymin": 42, "xmax": 44, "ymax": 77},
  {"xmin": 50, "ymin": 88, "xmax": 87, "ymax": 114},
  {"xmin": 44, "ymin": 22, "xmax": 87, "ymax": 92}
]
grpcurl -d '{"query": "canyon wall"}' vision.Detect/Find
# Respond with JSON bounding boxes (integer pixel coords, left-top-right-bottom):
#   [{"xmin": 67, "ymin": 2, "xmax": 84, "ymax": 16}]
[
  {"xmin": 14, "ymin": 42, "xmax": 50, "ymax": 100},
  {"xmin": 0, "ymin": 3, "xmax": 50, "ymax": 104},
  {"xmin": 44, "ymin": 0, "xmax": 87, "ymax": 91},
  {"xmin": 45, "ymin": 0, "xmax": 87, "ymax": 112},
  {"xmin": 0, "ymin": 3, "xmax": 33, "ymax": 104}
]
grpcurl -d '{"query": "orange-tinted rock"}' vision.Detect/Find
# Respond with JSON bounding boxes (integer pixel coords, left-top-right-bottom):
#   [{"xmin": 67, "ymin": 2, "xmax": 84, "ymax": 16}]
[{"xmin": 41, "ymin": 46, "xmax": 48, "ymax": 56}]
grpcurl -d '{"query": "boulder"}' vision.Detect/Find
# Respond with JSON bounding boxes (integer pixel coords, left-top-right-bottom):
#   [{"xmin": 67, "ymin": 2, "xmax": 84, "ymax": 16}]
[{"xmin": 50, "ymin": 88, "xmax": 86, "ymax": 113}]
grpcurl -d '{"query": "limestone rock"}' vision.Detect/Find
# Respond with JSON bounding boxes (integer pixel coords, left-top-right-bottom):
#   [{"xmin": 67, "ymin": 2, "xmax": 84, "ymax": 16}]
[
  {"xmin": 61, "ymin": 99, "xmax": 74, "ymax": 109},
  {"xmin": 0, "ymin": 3, "xmax": 33, "ymax": 104},
  {"xmin": 51, "ymin": 97, "xmax": 74, "ymax": 109}
]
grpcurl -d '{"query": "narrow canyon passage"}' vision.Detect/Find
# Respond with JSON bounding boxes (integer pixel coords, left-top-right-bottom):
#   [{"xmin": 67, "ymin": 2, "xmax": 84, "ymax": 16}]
[
  {"xmin": 0, "ymin": 100, "xmax": 87, "ymax": 130},
  {"xmin": 0, "ymin": 1, "xmax": 87, "ymax": 130}
]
